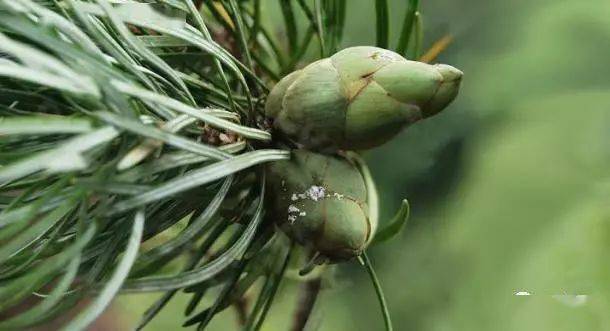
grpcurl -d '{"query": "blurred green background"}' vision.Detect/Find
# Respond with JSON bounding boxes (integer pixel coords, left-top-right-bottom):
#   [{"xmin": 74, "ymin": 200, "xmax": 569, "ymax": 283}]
[{"xmin": 115, "ymin": 1, "xmax": 610, "ymax": 330}]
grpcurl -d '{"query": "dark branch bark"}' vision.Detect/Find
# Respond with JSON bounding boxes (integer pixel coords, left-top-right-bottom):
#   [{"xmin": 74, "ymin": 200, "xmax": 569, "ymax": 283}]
[
  {"xmin": 291, "ymin": 278, "xmax": 322, "ymax": 331},
  {"xmin": 233, "ymin": 296, "xmax": 249, "ymax": 327}
]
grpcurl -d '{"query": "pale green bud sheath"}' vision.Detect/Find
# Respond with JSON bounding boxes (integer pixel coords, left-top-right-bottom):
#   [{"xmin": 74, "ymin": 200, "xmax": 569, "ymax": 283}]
[
  {"xmin": 265, "ymin": 46, "xmax": 463, "ymax": 151},
  {"xmin": 425, "ymin": 64, "xmax": 464, "ymax": 116},
  {"xmin": 266, "ymin": 150, "xmax": 373, "ymax": 261}
]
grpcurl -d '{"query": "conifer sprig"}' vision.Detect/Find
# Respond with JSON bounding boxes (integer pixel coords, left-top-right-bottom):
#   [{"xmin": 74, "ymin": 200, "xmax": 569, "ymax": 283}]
[{"xmin": 0, "ymin": 0, "xmax": 423, "ymax": 329}]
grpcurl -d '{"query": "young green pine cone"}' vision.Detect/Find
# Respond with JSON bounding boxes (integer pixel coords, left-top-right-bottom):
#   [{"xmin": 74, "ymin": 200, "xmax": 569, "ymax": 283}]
[
  {"xmin": 265, "ymin": 46, "xmax": 463, "ymax": 151},
  {"xmin": 266, "ymin": 150, "xmax": 375, "ymax": 262}
]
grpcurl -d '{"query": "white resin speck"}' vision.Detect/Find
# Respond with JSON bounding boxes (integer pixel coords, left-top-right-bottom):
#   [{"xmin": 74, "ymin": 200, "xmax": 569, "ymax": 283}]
[{"xmin": 306, "ymin": 186, "xmax": 325, "ymax": 201}]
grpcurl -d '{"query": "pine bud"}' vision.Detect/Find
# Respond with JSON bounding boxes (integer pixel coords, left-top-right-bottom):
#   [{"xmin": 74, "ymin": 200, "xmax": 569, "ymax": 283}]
[
  {"xmin": 266, "ymin": 46, "xmax": 463, "ymax": 151},
  {"xmin": 266, "ymin": 150, "xmax": 375, "ymax": 261}
]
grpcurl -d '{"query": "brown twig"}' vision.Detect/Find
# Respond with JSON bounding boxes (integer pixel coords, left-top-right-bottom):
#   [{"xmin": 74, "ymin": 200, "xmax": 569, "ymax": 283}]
[
  {"xmin": 233, "ymin": 296, "xmax": 250, "ymax": 327},
  {"xmin": 291, "ymin": 278, "xmax": 322, "ymax": 331},
  {"xmin": 419, "ymin": 34, "xmax": 453, "ymax": 63}
]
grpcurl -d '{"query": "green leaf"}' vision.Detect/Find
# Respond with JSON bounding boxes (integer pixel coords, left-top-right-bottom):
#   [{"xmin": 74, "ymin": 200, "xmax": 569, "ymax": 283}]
[
  {"xmin": 133, "ymin": 176, "xmax": 233, "ymax": 272},
  {"xmin": 371, "ymin": 199, "xmax": 410, "ymax": 244},
  {"xmin": 3, "ymin": 0, "xmax": 103, "ymax": 56},
  {"xmin": 0, "ymin": 127, "xmax": 119, "ymax": 185},
  {"xmin": 410, "ymin": 12, "xmax": 424, "ymax": 59},
  {"xmin": 0, "ymin": 223, "xmax": 96, "ymax": 310},
  {"xmin": 0, "ymin": 116, "xmax": 93, "ymax": 135},
  {"xmin": 319, "ymin": 0, "xmax": 343, "ymax": 53},
  {"xmin": 94, "ymin": 111, "xmax": 229, "ymax": 161},
  {"xmin": 135, "ymin": 290, "xmax": 177, "ymax": 331},
  {"xmin": 72, "ymin": 1, "xmax": 264, "ymax": 92},
  {"xmin": 359, "ymin": 252, "xmax": 393, "ymax": 331},
  {"xmin": 107, "ymin": 1, "xmax": 187, "ymax": 29},
  {"xmin": 396, "ymin": 0, "xmax": 420, "ymax": 55},
  {"xmin": 117, "ymin": 141, "xmax": 245, "ymax": 180},
  {"xmin": 0, "ymin": 253, "xmax": 82, "ymax": 329},
  {"xmin": 279, "ymin": 0, "xmax": 298, "ymax": 53},
  {"xmin": 374, "ymin": 0, "xmax": 389, "ymax": 49},
  {"xmin": 137, "ymin": 35, "xmax": 191, "ymax": 48},
  {"xmin": 295, "ymin": 0, "xmax": 326, "ymax": 58},
  {"xmin": 242, "ymin": 271, "xmax": 275, "ymax": 329},
  {"xmin": 94, "ymin": 0, "xmax": 196, "ymax": 105},
  {"xmin": 120, "ymin": 184, "xmax": 266, "ymax": 292},
  {"xmin": 183, "ymin": 231, "xmax": 284, "ymax": 326},
  {"xmin": 74, "ymin": 179, "xmax": 151, "ymax": 195},
  {"xmin": 248, "ymin": 245, "xmax": 293, "ymax": 331},
  {"xmin": 111, "ymin": 80, "xmax": 271, "ymax": 141},
  {"xmin": 313, "ymin": 0, "xmax": 327, "ymax": 57},
  {"xmin": 185, "ymin": 259, "xmax": 249, "ymax": 329},
  {"xmin": 0, "ymin": 192, "xmax": 71, "ymax": 228},
  {"xmin": 136, "ymin": 218, "xmax": 236, "ymax": 328},
  {"xmin": 0, "ymin": 31, "xmax": 100, "ymax": 96},
  {"xmin": 0, "ymin": 33, "xmax": 98, "ymax": 91},
  {"xmin": 0, "ymin": 198, "xmax": 75, "ymax": 264},
  {"xmin": 109, "ymin": 149, "xmax": 288, "ymax": 215},
  {"xmin": 0, "ymin": 63, "xmax": 97, "ymax": 97},
  {"xmin": 182, "ymin": 0, "xmax": 242, "ymax": 114},
  {"xmin": 116, "ymin": 115, "xmax": 200, "ymax": 171},
  {"xmin": 66, "ymin": 4, "xmax": 165, "ymax": 102},
  {"xmin": 181, "ymin": 220, "xmax": 234, "ymax": 317},
  {"xmin": 226, "ymin": 0, "xmax": 256, "ymax": 72},
  {"xmin": 62, "ymin": 210, "xmax": 144, "ymax": 331}
]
